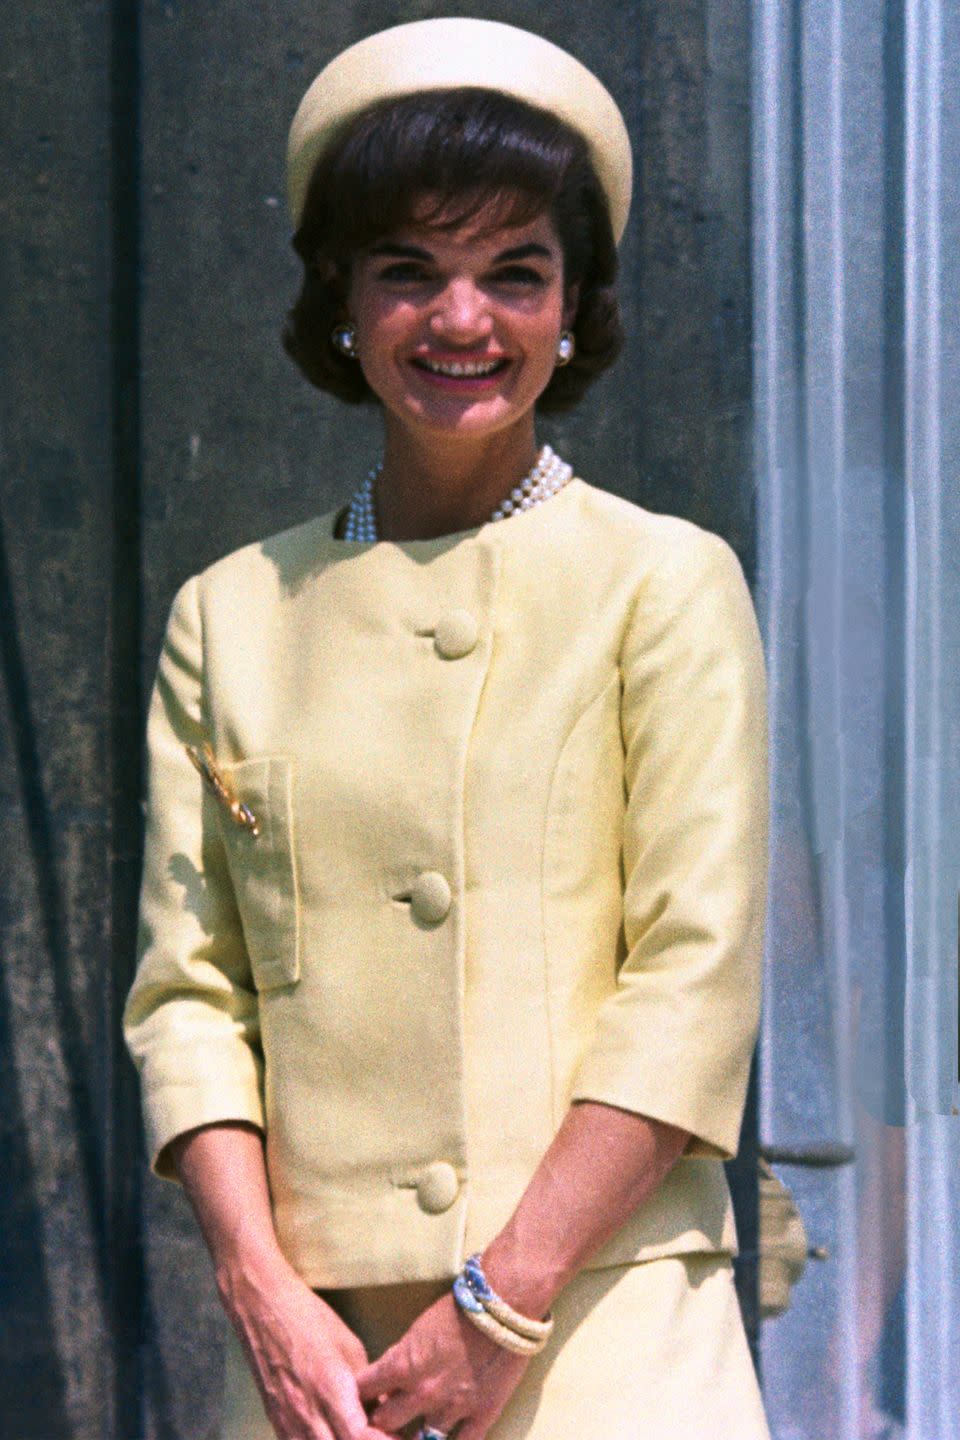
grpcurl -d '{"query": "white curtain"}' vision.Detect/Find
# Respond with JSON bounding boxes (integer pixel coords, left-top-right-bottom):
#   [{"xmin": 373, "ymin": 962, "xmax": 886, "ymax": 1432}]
[{"xmin": 751, "ymin": 0, "xmax": 959, "ymax": 1436}]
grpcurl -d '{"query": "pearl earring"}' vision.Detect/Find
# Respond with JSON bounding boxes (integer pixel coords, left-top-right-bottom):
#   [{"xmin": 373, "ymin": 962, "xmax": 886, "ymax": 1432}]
[
  {"xmin": 331, "ymin": 323, "xmax": 358, "ymax": 358},
  {"xmin": 555, "ymin": 330, "xmax": 575, "ymax": 367}
]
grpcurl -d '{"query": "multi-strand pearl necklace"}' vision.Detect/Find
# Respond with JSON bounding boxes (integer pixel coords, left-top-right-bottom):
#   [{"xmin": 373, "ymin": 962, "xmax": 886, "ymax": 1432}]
[{"xmin": 341, "ymin": 444, "xmax": 574, "ymax": 543}]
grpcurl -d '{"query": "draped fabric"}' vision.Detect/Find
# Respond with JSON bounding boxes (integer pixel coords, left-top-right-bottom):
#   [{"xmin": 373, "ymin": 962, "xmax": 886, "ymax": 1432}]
[{"xmin": 751, "ymin": 0, "xmax": 959, "ymax": 1435}]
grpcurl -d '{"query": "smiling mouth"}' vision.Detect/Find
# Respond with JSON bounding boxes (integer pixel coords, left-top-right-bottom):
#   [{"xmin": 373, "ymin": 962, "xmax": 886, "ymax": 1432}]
[{"xmin": 412, "ymin": 357, "xmax": 510, "ymax": 379}]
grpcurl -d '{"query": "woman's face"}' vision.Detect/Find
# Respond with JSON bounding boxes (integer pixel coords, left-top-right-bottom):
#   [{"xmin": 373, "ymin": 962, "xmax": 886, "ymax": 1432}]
[{"xmin": 347, "ymin": 201, "xmax": 577, "ymax": 445}]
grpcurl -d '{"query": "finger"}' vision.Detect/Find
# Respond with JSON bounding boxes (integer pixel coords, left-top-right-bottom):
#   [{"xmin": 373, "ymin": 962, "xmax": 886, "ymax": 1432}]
[
  {"xmin": 422, "ymin": 1401, "xmax": 471, "ymax": 1439},
  {"xmin": 322, "ymin": 1365, "xmax": 379, "ymax": 1440},
  {"xmin": 259, "ymin": 1387, "xmax": 336, "ymax": 1440},
  {"xmin": 300, "ymin": 1416, "xmax": 336, "ymax": 1440},
  {"xmin": 452, "ymin": 1420, "xmax": 487, "ymax": 1440},
  {"xmin": 338, "ymin": 1332, "xmax": 369, "ymax": 1375},
  {"xmin": 356, "ymin": 1353, "xmax": 404, "ymax": 1404},
  {"xmin": 369, "ymin": 1389, "xmax": 424, "ymax": 1433},
  {"xmin": 314, "ymin": 1297, "xmax": 369, "ymax": 1373}
]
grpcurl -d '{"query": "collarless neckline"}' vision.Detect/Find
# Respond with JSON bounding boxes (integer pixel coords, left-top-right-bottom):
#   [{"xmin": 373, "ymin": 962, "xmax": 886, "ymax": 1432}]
[{"xmin": 329, "ymin": 476, "xmax": 583, "ymax": 550}]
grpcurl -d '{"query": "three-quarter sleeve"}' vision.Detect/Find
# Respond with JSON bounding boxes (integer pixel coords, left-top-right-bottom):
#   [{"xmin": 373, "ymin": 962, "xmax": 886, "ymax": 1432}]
[
  {"xmin": 123, "ymin": 576, "xmax": 265, "ymax": 1179},
  {"xmin": 571, "ymin": 529, "xmax": 770, "ymax": 1159}
]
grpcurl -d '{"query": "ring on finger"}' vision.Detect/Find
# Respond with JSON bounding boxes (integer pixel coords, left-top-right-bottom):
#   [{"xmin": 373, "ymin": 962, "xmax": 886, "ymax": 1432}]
[{"xmin": 418, "ymin": 1427, "xmax": 449, "ymax": 1440}]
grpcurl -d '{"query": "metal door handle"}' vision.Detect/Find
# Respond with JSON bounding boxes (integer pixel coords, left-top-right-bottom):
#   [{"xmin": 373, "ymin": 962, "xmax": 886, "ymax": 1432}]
[{"xmin": 759, "ymin": 1141, "xmax": 855, "ymax": 1168}]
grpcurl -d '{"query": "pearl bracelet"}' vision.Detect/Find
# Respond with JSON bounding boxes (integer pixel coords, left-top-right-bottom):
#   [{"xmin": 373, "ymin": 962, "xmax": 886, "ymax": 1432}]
[{"xmin": 452, "ymin": 1255, "xmax": 554, "ymax": 1355}]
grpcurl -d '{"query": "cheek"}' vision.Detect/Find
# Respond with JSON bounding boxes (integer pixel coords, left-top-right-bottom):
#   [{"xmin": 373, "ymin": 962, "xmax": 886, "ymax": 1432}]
[
  {"xmin": 350, "ymin": 279, "xmax": 400, "ymax": 340},
  {"xmin": 522, "ymin": 314, "xmax": 565, "ymax": 375},
  {"xmin": 353, "ymin": 305, "xmax": 409, "ymax": 393},
  {"xmin": 355, "ymin": 299, "xmax": 398, "ymax": 348},
  {"xmin": 526, "ymin": 292, "xmax": 566, "ymax": 344}
]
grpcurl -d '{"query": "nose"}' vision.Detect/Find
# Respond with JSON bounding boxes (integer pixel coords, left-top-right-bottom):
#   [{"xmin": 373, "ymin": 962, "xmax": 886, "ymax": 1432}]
[{"xmin": 429, "ymin": 278, "xmax": 493, "ymax": 343}]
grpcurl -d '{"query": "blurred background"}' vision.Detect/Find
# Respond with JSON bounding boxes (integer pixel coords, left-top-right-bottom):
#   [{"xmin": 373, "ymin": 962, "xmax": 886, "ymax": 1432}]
[{"xmin": 0, "ymin": 0, "xmax": 957, "ymax": 1436}]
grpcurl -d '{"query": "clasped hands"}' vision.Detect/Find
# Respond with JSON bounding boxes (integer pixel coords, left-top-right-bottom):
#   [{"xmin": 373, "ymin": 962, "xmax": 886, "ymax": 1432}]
[
  {"xmin": 356, "ymin": 1288, "xmax": 530, "ymax": 1440},
  {"xmin": 239, "ymin": 1268, "xmax": 528, "ymax": 1440}
]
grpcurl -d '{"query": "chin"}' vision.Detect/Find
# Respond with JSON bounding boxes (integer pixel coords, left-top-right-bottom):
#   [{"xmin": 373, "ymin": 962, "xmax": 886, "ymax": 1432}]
[
  {"xmin": 398, "ymin": 386, "xmax": 553, "ymax": 438},
  {"xmin": 395, "ymin": 399, "xmax": 528, "ymax": 440}
]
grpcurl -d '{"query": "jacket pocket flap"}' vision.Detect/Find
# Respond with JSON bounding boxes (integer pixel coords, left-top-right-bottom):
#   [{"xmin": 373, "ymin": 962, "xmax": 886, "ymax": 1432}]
[{"xmin": 216, "ymin": 755, "xmax": 301, "ymax": 991}]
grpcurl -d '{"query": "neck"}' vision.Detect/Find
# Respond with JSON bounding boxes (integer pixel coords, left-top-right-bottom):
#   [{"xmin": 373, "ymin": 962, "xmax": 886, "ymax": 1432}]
[{"xmin": 375, "ymin": 418, "xmax": 540, "ymax": 541}]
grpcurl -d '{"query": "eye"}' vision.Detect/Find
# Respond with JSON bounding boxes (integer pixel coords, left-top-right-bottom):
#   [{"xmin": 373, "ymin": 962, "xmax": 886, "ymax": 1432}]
[
  {"xmin": 377, "ymin": 262, "xmax": 430, "ymax": 283},
  {"xmin": 491, "ymin": 265, "xmax": 547, "ymax": 287}
]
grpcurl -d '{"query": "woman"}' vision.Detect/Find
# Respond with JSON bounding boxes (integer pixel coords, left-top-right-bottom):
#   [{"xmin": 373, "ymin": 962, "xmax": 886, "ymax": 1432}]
[{"xmin": 124, "ymin": 18, "xmax": 772, "ymax": 1440}]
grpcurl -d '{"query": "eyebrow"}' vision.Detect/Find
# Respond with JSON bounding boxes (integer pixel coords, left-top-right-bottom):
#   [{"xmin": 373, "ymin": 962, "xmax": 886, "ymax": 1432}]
[{"xmin": 367, "ymin": 241, "xmax": 556, "ymax": 263}]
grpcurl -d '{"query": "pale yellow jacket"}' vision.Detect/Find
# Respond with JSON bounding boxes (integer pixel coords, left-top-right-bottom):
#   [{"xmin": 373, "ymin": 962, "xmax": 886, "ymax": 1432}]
[{"xmin": 124, "ymin": 478, "xmax": 769, "ymax": 1290}]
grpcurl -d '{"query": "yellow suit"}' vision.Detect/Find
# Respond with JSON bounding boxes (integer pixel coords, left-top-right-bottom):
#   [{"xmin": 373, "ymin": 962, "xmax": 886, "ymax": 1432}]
[{"xmin": 124, "ymin": 478, "xmax": 769, "ymax": 1292}]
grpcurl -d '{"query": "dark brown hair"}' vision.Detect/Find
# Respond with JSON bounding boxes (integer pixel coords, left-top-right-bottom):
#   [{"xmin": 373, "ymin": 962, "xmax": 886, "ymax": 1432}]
[{"xmin": 282, "ymin": 87, "xmax": 624, "ymax": 413}]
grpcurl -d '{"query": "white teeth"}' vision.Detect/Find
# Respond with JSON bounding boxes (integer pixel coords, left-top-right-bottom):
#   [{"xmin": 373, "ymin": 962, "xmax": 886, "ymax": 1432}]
[{"xmin": 420, "ymin": 358, "xmax": 503, "ymax": 377}]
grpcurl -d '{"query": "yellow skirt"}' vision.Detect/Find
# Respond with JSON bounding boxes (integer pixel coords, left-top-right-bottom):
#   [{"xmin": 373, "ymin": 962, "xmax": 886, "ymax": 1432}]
[{"xmin": 221, "ymin": 1253, "xmax": 770, "ymax": 1439}]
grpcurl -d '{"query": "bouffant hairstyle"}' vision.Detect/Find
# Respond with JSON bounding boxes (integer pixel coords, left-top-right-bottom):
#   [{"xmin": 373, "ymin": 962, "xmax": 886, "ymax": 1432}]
[{"xmin": 283, "ymin": 87, "xmax": 624, "ymax": 413}]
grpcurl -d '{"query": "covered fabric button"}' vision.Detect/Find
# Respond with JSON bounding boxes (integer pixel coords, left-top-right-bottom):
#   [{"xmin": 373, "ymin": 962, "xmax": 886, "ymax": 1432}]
[
  {"xmin": 416, "ymin": 1161, "xmax": 460, "ymax": 1215},
  {"xmin": 434, "ymin": 608, "xmax": 479, "ymax": 659},
  {"xmin": 409, "ymin": 871, "xmax": 452, "ymax": 925}
]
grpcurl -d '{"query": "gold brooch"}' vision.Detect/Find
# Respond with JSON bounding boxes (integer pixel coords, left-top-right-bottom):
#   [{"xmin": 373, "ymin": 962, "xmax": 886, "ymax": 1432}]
[{"xmin": 185, "ymin": 743, "xmax": 261, "ymax": 837}]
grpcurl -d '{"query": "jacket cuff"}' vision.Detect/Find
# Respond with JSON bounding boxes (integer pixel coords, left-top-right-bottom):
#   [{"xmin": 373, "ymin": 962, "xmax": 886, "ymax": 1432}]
[
  {"xmin": 569, "ymin": 1054, "xmax": 746, "ymax": 1162},
  {"xmin": 138, "ymin": 1041, "xmax": 265, "ymax": 1181}
]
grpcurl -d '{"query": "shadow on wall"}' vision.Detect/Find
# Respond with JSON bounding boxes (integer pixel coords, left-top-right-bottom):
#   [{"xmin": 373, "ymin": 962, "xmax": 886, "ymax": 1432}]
[
  {"xmin": 0, "ymin": 511, "xmax": 181, "ymax": 1439},
  {"xmin": 0, "ymin": 971, "xmax": 72, "ymax": 1439}
]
